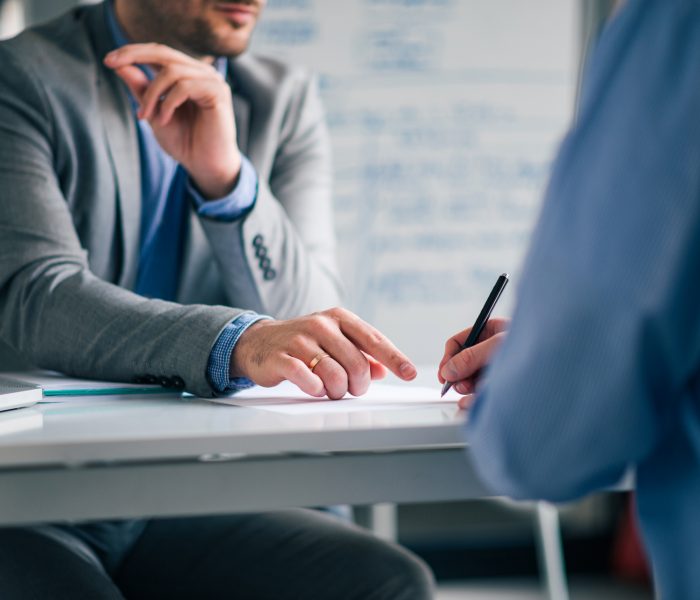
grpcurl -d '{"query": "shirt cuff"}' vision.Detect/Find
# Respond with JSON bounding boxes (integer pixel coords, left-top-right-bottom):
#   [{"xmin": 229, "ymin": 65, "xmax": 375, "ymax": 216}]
[
  {"xmin": 207, "ymin": 312, "xmax": 272, "ymax": 394},
  {"xmin": 188, "ymin": 155, "xmax": 258, "ymax": 221}
]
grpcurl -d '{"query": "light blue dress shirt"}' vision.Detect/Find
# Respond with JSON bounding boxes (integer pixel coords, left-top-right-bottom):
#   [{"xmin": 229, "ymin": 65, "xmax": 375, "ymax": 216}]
[
  {"xmin": 105, "ymin": 2, "xmax": 267, "ymax": 393},
  {"xmin": 466, "ymin": 1, "xmax": 700, "ymax": 597}
]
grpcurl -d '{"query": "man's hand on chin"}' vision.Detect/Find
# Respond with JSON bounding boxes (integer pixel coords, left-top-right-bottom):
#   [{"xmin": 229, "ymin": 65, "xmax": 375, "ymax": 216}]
[{"xmin": 104, "ymin": 43, "xmax": 241, "ymax": 199}]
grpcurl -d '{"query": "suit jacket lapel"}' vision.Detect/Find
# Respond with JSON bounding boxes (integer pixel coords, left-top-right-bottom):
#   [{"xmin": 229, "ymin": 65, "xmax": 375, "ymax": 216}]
[
  {"xmin": 227, "ymin": 61, "xmax": 251, "ymax": 159},
  {"xmin": 85, "ymin": 3, "xmax": 142, "ymax": 290},
  {"xmin": 233, "ymin": 93, "xmax": 251, "ymax": 159}
]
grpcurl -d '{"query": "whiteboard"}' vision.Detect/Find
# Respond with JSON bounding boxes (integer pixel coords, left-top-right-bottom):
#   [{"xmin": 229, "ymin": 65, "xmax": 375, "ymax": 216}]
[{"xmin": 254, "ymin": 1, "xmax": 580, "ymax": 365}]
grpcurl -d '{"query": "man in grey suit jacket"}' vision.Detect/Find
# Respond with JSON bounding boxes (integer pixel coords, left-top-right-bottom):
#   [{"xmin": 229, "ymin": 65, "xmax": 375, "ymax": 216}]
[{"xmin": 0, "ymin": 1, "xmax": 433, "ymax": 597}]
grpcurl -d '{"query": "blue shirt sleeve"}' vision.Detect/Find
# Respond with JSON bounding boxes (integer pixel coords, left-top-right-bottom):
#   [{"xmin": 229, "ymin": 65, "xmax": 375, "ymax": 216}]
[
  {"xmin": 188, "ymin": 155, "xmax": 258, "ymax": 221},
  {"xmin": 465, "ymin": 0, "xmax": 700, "ymax": 502},
  {"xmin": 207, "ymin": 312, "xmax": 272, "ymax": 393}
]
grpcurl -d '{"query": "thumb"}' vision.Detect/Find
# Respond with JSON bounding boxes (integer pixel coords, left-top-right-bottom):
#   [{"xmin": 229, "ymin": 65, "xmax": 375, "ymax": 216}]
[{"xmin": 113, "ymin": 65, "xmax": 149, "ymax": 104}]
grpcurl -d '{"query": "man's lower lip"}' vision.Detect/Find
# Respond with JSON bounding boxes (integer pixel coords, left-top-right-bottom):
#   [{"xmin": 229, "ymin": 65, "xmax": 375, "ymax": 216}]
[{"xmin": 216, "ymin": 7, "xmax": 256, "ymax": 24}]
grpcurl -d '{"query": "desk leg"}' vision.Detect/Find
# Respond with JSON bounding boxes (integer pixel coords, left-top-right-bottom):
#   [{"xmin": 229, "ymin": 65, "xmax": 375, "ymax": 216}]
[
  {"xmin": 535, "ymin": 501, "xmax": 569, "ymax": 600},
  {"xmin": 369, "ymin": 503, "xmax": 398, "ymax": 542}
]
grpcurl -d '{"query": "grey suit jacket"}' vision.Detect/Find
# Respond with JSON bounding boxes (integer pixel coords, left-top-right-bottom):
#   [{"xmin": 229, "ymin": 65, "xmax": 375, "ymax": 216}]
[{"xmin": 0, "ymin": 2, "xmax": 342, "ymax": 397}]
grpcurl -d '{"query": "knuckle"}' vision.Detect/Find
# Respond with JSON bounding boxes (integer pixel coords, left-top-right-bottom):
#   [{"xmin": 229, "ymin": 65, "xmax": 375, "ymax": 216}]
[
  {"xmin": 347, "ymin": 358, "xmax": 369, "ymax": 382},
  {"xmin": 456, "ymin": 347, "xmax": 475, "ymax": 370},
  {"xmin": 389, "ymin": 350, "xmax": 405, "ymax": 368},
  {"xmin": 309, "ymin": 315, "xmax": 334, "ymax": 336},
  {"xmin": 288, "ymin": 333, "xmax": 308, "ymax": 353},
  {"xmin": 285, "ymin": 360, "xmax": 305, "ymax": 380},
  {"xmin": 176, "ymin": 78, "xmax": 192, "ymax": 91},
  {"xmin": 162, "ymin": 64, "xmax": 178, "ymax": 79},
  {"xmin": 329, "ymin": 367, "xmax": 347, "ymax": 385},
  {"xmin": 324, "ymin": 368, "xmax": 347, "ymax": 391},
  {"xmin": 308, "ymin": 314, "xmax": 325, "ymax": 328},
  {"xmin": 444, "ymin": 341, "xmax": 459, "ymax": 356},
  {"xmin": 365, "ymin": 328, "xmax": 385, "ymax": 347},
  {"xmin": 351, "ymin": 373, "xmax": 370, "ymax": 395},
  {"xmin": 349, "ymin": 379, "xmax": 369, "ymax": 397},
  {"xmin": 328, "ymin": 306, "xmax": 346, "ymax": 318}
]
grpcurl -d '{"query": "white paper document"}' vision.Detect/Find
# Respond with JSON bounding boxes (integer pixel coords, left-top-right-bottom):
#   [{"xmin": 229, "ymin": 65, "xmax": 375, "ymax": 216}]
[{"xmin": 209, "ymin": 381, "xmax": 457, "ymax": 415}]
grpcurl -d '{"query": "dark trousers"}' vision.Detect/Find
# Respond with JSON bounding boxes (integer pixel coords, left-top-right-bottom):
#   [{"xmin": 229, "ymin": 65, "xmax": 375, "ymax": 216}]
[{"xmin": 0, "ymin": 510, "xmax": 433, "ymax": 599}]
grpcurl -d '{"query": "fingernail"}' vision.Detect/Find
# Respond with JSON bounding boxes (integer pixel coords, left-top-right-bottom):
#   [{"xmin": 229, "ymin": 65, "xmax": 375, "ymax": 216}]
[
  {"xmin": 400, "ymin": 362, "xmax": 417, "ymax": 379},
  {"xmin": 441, "ymin": 364, "xmax": 458, "ymax": 381}
]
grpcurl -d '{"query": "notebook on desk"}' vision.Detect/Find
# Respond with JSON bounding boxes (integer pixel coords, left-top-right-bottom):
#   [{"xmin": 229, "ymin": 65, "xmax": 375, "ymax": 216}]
[
  {"xmin": 0, "ymin": 376, "xmax": 42, "ymax": 412},
  {"xmin": 0, "ymin": 370, "xmax": 168, "ymax": 400}
]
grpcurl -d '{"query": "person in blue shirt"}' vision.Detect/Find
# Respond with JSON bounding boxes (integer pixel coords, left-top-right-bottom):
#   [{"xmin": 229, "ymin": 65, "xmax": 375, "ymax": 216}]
[{"xmin": 439, "ymin": 0, "xmax": 700, "ymax": 596}]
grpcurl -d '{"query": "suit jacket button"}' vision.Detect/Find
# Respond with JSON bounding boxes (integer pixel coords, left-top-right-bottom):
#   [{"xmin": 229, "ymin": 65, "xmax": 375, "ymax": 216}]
[
  {"xmin": 263, "ymin": 268, "xmax": 277, "ymax": 281},
  {"xmin": 159, "ymin": 376, "xmax": 172, "ymax": 388},
  {"xmin": 172, "ymin": 376, "xmax": 185, "ymax": 389},
  {"xmin": 134, "ymin": 376, "xmax": 146, "ymax": 384},
  {"xmin": 145, "ymin": 375, "xmax": 158, "ymax": 384},
  {"xmin": 255, "ymin": 246, "xmax": 267, "ymax": 259},
  {"xmin": 259, "ymin": 257, "xmax": 271, "ymax": 270},
  {"xmin": 252, "ymin": 234, "xmax": 264, "ymax": 248}
]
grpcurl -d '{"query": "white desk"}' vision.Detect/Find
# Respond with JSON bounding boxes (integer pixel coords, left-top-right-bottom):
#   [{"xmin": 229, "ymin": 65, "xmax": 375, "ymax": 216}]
[
  {"xmin": 0, "ymin": 374, "xmax": 492, "ymax": 526},
  {"xmin": 0, "ymin": 372, "xmax": 571, "ymax": 600}
]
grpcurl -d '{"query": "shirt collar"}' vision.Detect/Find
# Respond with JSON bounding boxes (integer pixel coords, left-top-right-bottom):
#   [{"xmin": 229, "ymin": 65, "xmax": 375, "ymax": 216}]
[{"xmin": 105, "ymin": 0, "xmax": 131, "ymax": 51}]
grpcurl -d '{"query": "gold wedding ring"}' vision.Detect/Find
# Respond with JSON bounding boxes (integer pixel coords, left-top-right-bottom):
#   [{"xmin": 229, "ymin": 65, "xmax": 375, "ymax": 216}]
[{"xmin": 308, "ymin": 352, "xmax": 329, "ymax": 372}]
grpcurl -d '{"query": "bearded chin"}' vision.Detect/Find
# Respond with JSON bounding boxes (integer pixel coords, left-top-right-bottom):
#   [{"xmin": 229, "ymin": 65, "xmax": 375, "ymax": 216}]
[{"xmin": 177, "ymin": 19, "xmax": 253, "ymax": 58}]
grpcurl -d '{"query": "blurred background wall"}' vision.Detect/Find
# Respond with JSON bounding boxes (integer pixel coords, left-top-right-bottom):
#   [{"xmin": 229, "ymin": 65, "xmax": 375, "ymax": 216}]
[{"xmin": 0, "ymin": 0, "xmax": 615, "ymax": 366}]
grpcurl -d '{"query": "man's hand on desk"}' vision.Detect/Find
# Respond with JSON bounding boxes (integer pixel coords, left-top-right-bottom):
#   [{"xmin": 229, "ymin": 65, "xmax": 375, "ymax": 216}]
[
  {"xmin": 439, "ymin": 318, "xmax": 510, "ymax": 409},
  {"xmin": 230, "ymin": 308, "xmax": 418, "ymax": 400},
  {"xmin": 104, "ymin": 43, "xmax": 241, "ymax": 199}
]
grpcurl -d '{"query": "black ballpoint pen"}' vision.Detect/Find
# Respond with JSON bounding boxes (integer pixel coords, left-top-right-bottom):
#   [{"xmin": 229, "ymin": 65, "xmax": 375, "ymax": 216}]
[{"xmin": 441, "ymin": 273, "xmax": 509, "ymax": 397}]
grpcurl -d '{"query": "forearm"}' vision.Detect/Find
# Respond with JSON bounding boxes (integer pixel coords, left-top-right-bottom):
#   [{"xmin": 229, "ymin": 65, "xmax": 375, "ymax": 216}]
[
  {"xmin": 466, "ymin": 285, "xmax": 644, "ymax": 502},
  {"xmin": 1, "ymin": 261, "xmax": 241, "ymax": 397}
]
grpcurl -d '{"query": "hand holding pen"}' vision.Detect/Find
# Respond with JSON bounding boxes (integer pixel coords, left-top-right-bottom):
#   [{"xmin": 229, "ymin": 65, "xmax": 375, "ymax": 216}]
[{"xmin": 439, "ymin": 274, "xmax": 510, "ymax": 405}]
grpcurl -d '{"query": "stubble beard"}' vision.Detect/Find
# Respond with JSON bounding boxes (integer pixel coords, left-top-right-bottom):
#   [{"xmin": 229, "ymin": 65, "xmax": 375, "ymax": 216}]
[{"xmin": 125, "ymin": 0, "xmax": 252, "ymax": 58}]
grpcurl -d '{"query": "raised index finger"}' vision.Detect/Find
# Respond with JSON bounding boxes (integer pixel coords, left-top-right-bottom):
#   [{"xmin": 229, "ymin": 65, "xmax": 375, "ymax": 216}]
[
  {"xmin": 335, "ymin": 310, "xmax": 416, "ymax": 381},
  {"xmin": 104, "ymin": 43, "xmax": 201, "ymax": 70}
]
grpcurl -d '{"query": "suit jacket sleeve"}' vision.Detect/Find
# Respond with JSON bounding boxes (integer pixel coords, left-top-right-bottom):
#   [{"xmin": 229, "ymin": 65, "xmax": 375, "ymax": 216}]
[
  {"xmin": 195, "ymin": 71, "xmax": 344, "ymax": 319},
  {"xmin": 0, "ymin": 47, "xmax": 242, "ymax": 398},
  {"xmin": 464, "ymin": 0, "xmax": 700, "ymax": 501}
]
